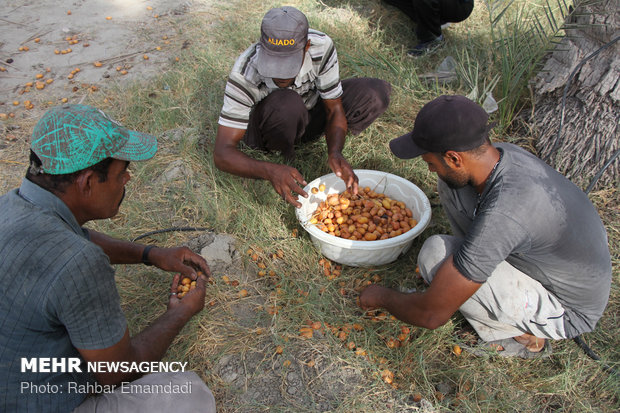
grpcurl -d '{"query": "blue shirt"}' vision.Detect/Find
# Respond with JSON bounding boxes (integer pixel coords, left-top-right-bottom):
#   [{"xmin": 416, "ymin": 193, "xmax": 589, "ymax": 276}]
[{"xmin": 0, "ymin": 179, "xmax": 127, "ymax": 412}]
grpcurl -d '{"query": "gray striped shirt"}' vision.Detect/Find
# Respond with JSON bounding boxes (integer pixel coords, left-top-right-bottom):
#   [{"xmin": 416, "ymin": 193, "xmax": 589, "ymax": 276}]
[
  {"xmin": 0, "ymin": 178, "xmax": 127, "ymax": 412},
  {"xmin": 218, "ymin": 29, "xmax": 343, "ymax": 130}
]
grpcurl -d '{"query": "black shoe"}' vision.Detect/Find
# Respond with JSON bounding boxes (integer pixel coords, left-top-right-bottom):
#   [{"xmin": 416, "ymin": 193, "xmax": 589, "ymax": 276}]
[{"xmin": 407, "ymin": 35, "xmax": 444, "ymax": 57}]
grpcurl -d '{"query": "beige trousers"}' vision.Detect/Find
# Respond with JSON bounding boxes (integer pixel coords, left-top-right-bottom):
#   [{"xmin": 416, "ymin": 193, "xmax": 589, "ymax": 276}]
[
  {"xmin": 73, "ymin": 371, "xmax": 216, "ymax": 413},
  {"xmin": 418, "ymin": 234, "xmax": 567, "ymax": 342}
]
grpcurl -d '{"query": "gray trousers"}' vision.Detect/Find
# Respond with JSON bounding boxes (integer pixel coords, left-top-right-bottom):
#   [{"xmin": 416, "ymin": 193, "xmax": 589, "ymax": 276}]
[
  {"xmin": 417, "ymin": 180, "xmax": 568, "ymax": 341},
  {"xmin": 73, "ymin": 372, "xmax": 216, "ymax": 413}
]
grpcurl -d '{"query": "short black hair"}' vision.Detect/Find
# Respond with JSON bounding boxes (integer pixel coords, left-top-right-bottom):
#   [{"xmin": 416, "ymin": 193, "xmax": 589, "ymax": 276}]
[
  {"xmin": 26, "ymin": 150, "xmax": 114, "ymax": 195},
  {"xmin": 439, "ymin": 138, "xmax": 492, "ymax": 165}
]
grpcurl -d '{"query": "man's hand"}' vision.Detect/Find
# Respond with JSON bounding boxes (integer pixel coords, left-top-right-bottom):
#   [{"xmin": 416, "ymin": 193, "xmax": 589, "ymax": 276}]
[
  {"xmin": 214, "ymin": 125, "xmax": 310, "ymax": 207},
  {"xmin": 266, "ymin": 163, "xmax": 308, "ymax": 208},
  {"xmin": 77, "ymin": 271, "xmax": 210, "ymax": 386},
  {"xmin": 167, "ymin": 273, "xmax": 208, "ymax": 317},
  {"xmin": 357, "ymin": 257, "xmax": 483, "ymax": 330},
  {"xmin": 328, "ymin": 152, "xmax": 359, "ymax": 195},
  {"xmin": 358, "ymin": 284, "xmax": 387, "ymax": 311},
  {"xmin": 148, "ymin": 246, "xmax": 211, "ymax": 279}
]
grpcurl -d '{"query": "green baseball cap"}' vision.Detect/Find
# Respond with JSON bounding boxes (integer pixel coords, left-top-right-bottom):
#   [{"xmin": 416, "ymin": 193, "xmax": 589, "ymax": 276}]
[{"xmin": 31, "ymin": 104, "xmax": 157, "ymax": 174}]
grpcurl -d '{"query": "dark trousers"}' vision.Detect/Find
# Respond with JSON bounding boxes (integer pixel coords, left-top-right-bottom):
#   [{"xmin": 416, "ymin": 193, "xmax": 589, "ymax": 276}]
[
  {"xmin": 243, "ymin": 78, "xmax": 391, "ymax": 159},
  {"xmin": 383, "ymin": 0, "xmax": 474, "ymax": 42}
]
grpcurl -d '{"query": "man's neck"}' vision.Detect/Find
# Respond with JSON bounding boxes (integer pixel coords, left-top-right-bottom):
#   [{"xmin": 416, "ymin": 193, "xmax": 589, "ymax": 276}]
[{"xmin": 471, "ymin": 147, "xmax": 501, "ymax": 194}]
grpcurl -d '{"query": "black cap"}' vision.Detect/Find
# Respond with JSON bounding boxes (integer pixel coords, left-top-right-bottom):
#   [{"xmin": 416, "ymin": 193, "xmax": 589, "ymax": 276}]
[{"xmin": 389, "ymin": 95, "xmax": 494, "ymax": 159}]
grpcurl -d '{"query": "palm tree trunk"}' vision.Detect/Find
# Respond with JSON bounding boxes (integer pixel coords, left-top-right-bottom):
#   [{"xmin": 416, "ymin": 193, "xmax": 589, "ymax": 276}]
[{"xmin": 531, "ymin": 0, "xmax": 619, "ymax": 190}]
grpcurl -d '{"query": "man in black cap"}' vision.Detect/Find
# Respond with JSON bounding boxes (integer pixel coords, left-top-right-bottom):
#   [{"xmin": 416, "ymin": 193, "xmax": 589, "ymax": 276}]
[
  {"xmin": 359, "ymin": 95, "xmax": 612, "ymax": 357},
  {"xmin": 213, "ymin": 6, "xmax": 391, "ymax": 207}
]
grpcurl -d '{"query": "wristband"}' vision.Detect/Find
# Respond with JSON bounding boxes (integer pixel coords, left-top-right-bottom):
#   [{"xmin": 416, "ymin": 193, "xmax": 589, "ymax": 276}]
[{"xmin": 141, "ymin": 245, "xmax": 155, "ymax": 266}]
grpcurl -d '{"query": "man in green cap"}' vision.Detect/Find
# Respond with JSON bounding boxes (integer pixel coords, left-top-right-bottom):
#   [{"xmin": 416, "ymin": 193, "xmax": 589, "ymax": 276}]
[{"xmin": 0, "ymin": 105, "xmax": 216, "ymax": 412}]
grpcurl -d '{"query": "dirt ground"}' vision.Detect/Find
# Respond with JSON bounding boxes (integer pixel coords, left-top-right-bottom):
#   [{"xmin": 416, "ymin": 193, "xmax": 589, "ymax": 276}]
[
  {"xmin": 0, "ymin": 0, "xmax": 216, "ymax": 192},
  {"xmin": 0, "ymin": 0, "xmax": 209, "ymax": 107}
]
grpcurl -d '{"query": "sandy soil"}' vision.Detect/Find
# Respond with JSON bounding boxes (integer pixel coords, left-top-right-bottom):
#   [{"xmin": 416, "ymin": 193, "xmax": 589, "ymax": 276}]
[
  {"xmin": 0, "ymin": 0, "xmax": 214, "ymax": 119},
  {"xmin": 0, "ymin": 0, "xmax": 215, "ymax": 193}
]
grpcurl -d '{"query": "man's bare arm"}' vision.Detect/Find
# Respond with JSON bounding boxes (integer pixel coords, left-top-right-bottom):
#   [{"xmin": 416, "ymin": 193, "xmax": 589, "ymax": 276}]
[
  {"xmin": 359, "ymin": 256, "xmax": 481, "ymax": 329},
  {"xmin": 323, "ymin": 98, "xmax": 358, "ymax": 193},
  {"xmin": 87, "ymin": 230, "xmax": 209, "ymax": 278},
  {"xmin": 213, "ymin": 125, "xmax": 273, "ymax": 179},
  {"xmin": 213, "ymin": 125, "xmax": 308, "ymax": 207}
]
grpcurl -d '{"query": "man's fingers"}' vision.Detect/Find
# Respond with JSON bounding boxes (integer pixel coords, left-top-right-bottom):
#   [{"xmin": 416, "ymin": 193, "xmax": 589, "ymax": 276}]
[
  {"xmin": 290, "ymin": 169, "xmax": 307, "ymax": 187},
  {"xmin": 344, "ymin": 174, "xmax": 355, "ymax": 189},
  {"xmin": 336, "ymin": 163, "xmax": 357, "ymax": 193},
  {"xmin": 350, "ymin": 179, "xmax": 359, "ymax": 195},
  {"xmin": 196, "ymin": 272, "xmax": 209, "ymax": 289},
  {"xmin": 170, "ymin": 273, "xmax": 181, "ymax": 292},
  {"xmin": 358, "ymin": 290, "xmax": 379, "ymax": 311},
  {"xmin": 348, "ymin": 171, "xmax": 359, "ymax": 194},
  {"xmin": 178, "ymin": 262, "xmax": 198, "ymax": 279},
  {"xmin": 281, "ymin": 177, "xmax": 306, "ymax": 208},
  {"xmin": 287, "ymin": 179, "xmax": 307, "ymax": 197},
  {"xmin": 186, "ymin": 253, "xmax": 211, "ymax": 278},
  {"xmin": 169, "ymin": 274, "xmax": 181, "ymax": 303},
  {"xmin": 270, "ymin": 165, "xmax": 309, "ymax": 206},
  {"xmin": 285, "ymin": 193, "xmax": 303, "ymax": 208}
]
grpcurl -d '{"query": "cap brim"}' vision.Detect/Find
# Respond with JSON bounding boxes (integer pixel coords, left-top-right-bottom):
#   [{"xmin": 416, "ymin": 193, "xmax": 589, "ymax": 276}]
[
  {"xmin": 257, "ymin": 47, "xmax": 304, "ymax": 79},
  {"xmin": 389, "ymin": 132, "xmax": 427, "ymax": 159},
  {"xmin": 112, "ymin": 129, "xmax": 157, "ymax": 162}
]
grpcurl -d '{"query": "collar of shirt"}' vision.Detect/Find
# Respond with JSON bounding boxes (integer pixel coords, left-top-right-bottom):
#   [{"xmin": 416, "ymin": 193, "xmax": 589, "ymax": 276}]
[
  {"xmin": 473, "ymin": 147, "xmax": 506, "ymax": 217},
  {"xmin": 481, "ymin": 146, "xmax": 507, "ymax": 195},
  {"xmin": 295, "ymin": 52, "xmax": 312, "ymax": 87},
  {"xmin": 17, "ymin": 178, "xmax": 88, "ymax": 239}
]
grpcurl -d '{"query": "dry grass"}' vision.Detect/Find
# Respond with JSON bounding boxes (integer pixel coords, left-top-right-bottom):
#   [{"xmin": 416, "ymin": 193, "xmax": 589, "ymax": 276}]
[{"xmin": 86, "ymin": 0, "xmax": 620, "ymax": 410}]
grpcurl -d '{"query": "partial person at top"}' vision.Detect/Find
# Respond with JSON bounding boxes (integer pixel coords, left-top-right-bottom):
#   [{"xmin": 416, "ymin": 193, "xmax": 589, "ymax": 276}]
[
  {"xmin": 382, "ymin": 0, "xmax": 475, "ymax": 56},
  {"xmin": 213, "ymin": 6, "xmax": 392, "ymax": 207}
]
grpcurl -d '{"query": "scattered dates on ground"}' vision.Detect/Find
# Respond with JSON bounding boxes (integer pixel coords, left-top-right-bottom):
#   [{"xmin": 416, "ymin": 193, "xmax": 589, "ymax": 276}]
[{"xmin": 309, "ymin": 186, "xmax": 418, "ymax": 241}]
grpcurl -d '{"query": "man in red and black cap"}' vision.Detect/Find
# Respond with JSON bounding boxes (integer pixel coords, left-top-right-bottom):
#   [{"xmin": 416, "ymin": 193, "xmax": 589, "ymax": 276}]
[
  {"xmin": 359, "ymin": 95, "xmax": 612, "ymax": 358},
  {"xmin": 213, "ymin": 6, "xmax": 391, "ymax": 207}
]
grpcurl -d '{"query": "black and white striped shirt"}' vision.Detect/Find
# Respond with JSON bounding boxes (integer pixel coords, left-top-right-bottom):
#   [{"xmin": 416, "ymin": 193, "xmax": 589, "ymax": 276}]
[{"xmin": 218, "ymin": 29, "xmax": 343, "ymax": 130}]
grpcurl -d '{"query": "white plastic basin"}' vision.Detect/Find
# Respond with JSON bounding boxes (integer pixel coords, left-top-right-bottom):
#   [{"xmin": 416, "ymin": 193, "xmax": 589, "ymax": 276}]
[{"xmin": 296, "ymin": 169, "xmax": 432, "ymax": 267}]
